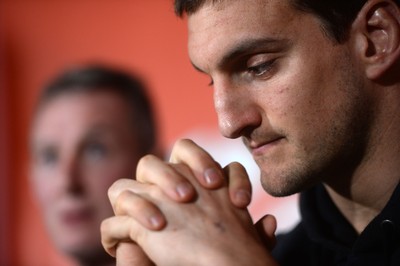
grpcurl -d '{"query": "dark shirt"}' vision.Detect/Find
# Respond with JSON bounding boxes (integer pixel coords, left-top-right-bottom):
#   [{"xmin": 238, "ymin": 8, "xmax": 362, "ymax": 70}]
[{"xmin": 272, "ymin": 183, "xmax": 400, "ymax": 265}]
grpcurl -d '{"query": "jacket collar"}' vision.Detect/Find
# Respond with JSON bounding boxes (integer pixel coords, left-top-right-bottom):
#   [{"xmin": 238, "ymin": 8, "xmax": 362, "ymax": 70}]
[{"xmin": 300, "ymin": 181, "xmax": 400, "ymax": 254}]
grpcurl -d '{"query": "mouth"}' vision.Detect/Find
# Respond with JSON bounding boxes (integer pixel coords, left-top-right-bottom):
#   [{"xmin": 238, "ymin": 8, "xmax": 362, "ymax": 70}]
[
  {"xmin": 60, "ymin": 208, "xmax": 93, "ymax": 227},
  {"xmin": 247, "ymin": 137, "xmax": 284, "ymax": 157}
]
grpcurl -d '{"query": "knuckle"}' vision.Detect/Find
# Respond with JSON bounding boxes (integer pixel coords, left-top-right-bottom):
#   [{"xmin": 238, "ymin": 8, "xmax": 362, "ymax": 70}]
[
  {"xmin": 137, "ymin": 154, "xmax": 162, "ymax": 182},
  {"xmin": 108, "ymin": 179, "xmax": 132, "ymax": 202},
  {"xmin": 137, "ymin": 154, "xmax": 156, "ymax": 171},
  {"xmin": 176, "ymin": 138, "xmax": 193, "ymax": 147},
  {"xmin": 100, "ymin": 218, "xmax": 110, "ymax": 235},
  {"xmin": 148, "ymin": 185, "xmax": 165, "ymax": 200},
  {"xmin": 171, "ymin": 138, "xmax": 194, "ymax": 155},
  {"xmin": 134, "ymin": 197, "xmax": 153, "ymax": 212},
  {"xmin": 114, "ymin": 190, "xmax": 134, "ymax": 215},
  {"xmin": 107, "ymin": 181, "xmax": 118, "ymax": 202}
]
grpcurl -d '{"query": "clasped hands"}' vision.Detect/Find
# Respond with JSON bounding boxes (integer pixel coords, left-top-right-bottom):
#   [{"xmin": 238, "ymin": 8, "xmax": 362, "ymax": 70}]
[{"xmin": 101, "ymin": 139, "xmax": 279, "ymax": 266}]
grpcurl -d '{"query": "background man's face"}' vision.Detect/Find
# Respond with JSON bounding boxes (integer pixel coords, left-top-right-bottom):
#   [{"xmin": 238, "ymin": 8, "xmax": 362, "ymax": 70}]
[{"xmin": 30, "ymin": 90, "xmax": 141, "ymax": 257}]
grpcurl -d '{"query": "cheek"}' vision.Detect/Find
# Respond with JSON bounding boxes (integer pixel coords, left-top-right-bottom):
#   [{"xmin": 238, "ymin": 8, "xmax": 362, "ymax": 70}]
[
  {"xmin": 260, "ymin": 84, "xmax": 301, "ymax": 124},
  {"xmin": 85, "ymin": 171, "xmax": 122, "ymax": 218},
  {"xmin": 31, "ymin": 170, "xmax": 60, "ymax": 207},
  {"xmin": 268, "ymin": 47, "xmax": 333, "ymax": 117},
  {"xmin": 85, "ymin": 171, "xmax": 117, "ymax": 200},
  {"xmin": 263, "ymin": 84, "xmax": 327, "ymax": 149},
  {"xmin": 85, "ymin": 160, "xmax": 135, "ymax": 196},
  {"xmin": 269, "ymin": 67, "xmax": 326, "ymax": 117}
]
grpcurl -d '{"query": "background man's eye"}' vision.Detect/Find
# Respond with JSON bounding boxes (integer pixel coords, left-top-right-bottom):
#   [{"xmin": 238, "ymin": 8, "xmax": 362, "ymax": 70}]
[
  {"xmin": 38, "ymin": 149, "xmax": 58, "ymax": 166},
  {"xmin": 85, "ymin": 142, "xmax": 107, "ymax": 160}
]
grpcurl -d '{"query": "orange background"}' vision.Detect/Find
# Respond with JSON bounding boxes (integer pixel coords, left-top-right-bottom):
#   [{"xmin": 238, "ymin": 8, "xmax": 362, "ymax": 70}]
[{"xmin": 1, "ymin": 1, "xmax": 298, "ymax": 265}]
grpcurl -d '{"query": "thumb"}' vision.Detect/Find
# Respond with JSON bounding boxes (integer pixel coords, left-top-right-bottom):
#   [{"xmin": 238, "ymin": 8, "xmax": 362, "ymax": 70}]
[
  {"xmin": 254, "ymin": 214, "xmax": 277, "ymax": 251},
  {"xmin": 116, "ymin": 242, "xmax": 155, "ymax": 266}
]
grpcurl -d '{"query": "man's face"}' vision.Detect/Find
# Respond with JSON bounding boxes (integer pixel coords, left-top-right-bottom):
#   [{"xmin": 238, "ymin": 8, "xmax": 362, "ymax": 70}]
[
  {"xmin": 30, "ymin": 90, "xmax": 141, "ymax": 259},
  {"xmin": 188, "ymin": 0, "xmax": 371, "ymax": 196}
]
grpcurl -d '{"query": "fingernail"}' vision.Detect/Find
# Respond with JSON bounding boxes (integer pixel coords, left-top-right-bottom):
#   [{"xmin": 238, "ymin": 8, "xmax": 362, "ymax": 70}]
[
  {"xmin": 176, "ymin": 182, "xmax": 192, "ymax": 199},
  {"xmin": 204, "ymin": 168, "xmax": 222, "ymax": 185},
  {"xmin": 149, "ymin": 214, "xmax": 164, "ymax": 229},
  {"xmin": 235, "ymin": 190, "xmax": 251, "ymax": 207}
]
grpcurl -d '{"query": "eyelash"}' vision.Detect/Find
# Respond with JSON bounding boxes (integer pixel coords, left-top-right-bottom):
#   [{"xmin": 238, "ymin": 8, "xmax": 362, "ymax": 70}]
[
  {"xmin": 205, "ymin": 59, "xmax": 276, "ymax": 86},
  {"xmin": 248, "ymin": 60, "xmax": 275, "ymax": 77}
]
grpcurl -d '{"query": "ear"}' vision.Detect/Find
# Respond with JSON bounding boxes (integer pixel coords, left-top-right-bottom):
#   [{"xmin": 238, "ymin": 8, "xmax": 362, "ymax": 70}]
[{"xmin": 352, "ymin": 0, "xmax": 400, "ymax": 80}]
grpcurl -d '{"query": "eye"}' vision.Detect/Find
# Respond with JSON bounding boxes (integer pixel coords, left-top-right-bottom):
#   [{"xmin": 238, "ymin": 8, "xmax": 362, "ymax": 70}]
[
  {"xmin": 84, "ymin": 142, "xmax": 107, "ymax": 161},
  {"xmin": 36, "ymin": 147, "xmax": 58, "ymax": 167},
  {"xmin": 248, "ymin": 60, "xmax": 275, "ymax": 77}
]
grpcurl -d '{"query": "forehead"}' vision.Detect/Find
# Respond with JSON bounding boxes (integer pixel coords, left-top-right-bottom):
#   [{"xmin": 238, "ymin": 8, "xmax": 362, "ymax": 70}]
[
  {"xmin": 187, "ymin": 0, "xmax": 308, "ymax": 69},
  {"xmin": 32, "ymin": 90, "xmax": 133, "ymax": 140}
]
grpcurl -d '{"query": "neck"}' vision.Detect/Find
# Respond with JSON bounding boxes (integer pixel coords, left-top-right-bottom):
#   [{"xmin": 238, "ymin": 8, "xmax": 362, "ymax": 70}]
[
  {"xmin": 325, "ymin": 179, "xmax": 397, "ymax": 234},
  {"xmin": 325, "ymin": 85, "xmax": 400, "ymax": 234},
  {"xmin": 77, "ymin": 259, "xmax": 115, "ymax": 266},
  {"xmin": 72, "ymin": 250, "xmax": 115, "ymax": 266}
]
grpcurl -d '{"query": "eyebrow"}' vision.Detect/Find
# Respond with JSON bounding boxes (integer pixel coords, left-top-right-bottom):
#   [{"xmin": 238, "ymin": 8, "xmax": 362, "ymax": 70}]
[
  {"xmin": 84, "ymin": 125, "xmax": 117, "ymax": 140},
  {"xmin": 191, "ymin": 37, "xmax": 288, "ymax": 73}
]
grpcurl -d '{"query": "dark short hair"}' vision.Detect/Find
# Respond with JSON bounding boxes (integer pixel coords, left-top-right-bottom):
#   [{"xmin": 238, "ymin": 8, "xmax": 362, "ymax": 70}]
[
  {"xmin": 36, "ymin": 65, "xmax": 157, "ymax": 154},
  {"xmin": 174, "ymin": 0, "xmax": 400, "ymax": 43}
]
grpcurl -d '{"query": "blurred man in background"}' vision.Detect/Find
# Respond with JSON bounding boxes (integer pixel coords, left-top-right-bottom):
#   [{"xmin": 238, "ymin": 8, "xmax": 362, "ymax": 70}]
[{"xmin": 29, "ymin": 65, "xmax": 158, "ymax": 266}]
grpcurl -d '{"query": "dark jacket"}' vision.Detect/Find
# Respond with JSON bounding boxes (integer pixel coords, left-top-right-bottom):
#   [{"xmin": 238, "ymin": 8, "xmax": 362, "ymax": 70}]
[{"xmin": 272, "ymin": 183, "xmax": 400, "ymax": 265}]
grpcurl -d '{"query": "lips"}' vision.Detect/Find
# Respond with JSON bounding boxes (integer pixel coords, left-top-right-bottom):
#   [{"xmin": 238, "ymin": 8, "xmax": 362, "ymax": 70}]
[
  {"xmin": 246, "ymin": 136, "xmax": 284, "ymax": 157},
  {"xmin": 60, "ymin": 208, "xmax": 93, "ymax": 227}
]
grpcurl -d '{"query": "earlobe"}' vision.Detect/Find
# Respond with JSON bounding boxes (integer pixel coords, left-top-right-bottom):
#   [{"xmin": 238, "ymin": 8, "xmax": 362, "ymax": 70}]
[{"xmin": 354, "ymin": 0, "xmax": 400, "ymax": 80}]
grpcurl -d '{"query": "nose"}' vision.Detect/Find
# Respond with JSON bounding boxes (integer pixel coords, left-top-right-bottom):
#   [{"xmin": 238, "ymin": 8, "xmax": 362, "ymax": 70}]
[
  {"xmin": 213, "ymin": 79, "xmax": 261, "ymax": 139},
  {"xmin": 59, "ymin": 154, "xmax": 83, "ymax": 195}
]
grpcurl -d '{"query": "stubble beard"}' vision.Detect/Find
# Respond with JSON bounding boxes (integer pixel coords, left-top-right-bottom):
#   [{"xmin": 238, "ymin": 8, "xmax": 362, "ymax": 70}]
[{"xmin": 258, "ymin": 63, "xmax": 371, "ymax": 198}]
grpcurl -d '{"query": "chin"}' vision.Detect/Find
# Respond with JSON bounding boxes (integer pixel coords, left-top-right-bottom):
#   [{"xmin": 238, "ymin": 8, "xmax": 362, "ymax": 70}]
[
  {"xmin": 56, "ymin": 234, "xmax": 97, "ymax": 253},
  {"xmin": 261, "ymin": 180, "xmax": 301, "ymax": 197},
  {"xmin": 64, "ymin": 244, "xmax": 114, "ymax": 265},
  {"xmin": 259, "ymin": 166, "xmax": 320, "ymax": 197},
  {"xmin": 61, "ymin": 241, "xmax": 100, "ymax": 257}
]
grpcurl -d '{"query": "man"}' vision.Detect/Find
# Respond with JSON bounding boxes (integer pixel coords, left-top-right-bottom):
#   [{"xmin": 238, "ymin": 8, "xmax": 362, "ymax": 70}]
[
  {"xmin": 30, "ymin": 65, "xmax": 158, "ymax": 266},
  {"xmin": 101, "ymin": 0, "xmax": 400, "ymax": 265}
]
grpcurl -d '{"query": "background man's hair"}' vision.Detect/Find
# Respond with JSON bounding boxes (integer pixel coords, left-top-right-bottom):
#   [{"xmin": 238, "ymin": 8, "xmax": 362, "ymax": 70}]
[
  {"xmin": 174, "ymin": 0, "xmax": 400, "ymax": 43},
  {"xmin": 37, "ymin": 64, "xmax": 157, "ymax": 154}
]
